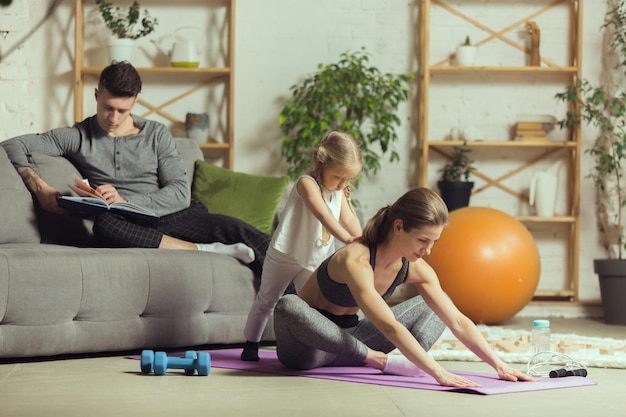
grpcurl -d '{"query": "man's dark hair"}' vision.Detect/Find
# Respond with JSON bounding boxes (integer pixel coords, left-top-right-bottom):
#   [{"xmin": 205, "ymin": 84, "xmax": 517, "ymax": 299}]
[{"xmin": 98, "ymin": 60, "xmax": 142, "ymax": 97}]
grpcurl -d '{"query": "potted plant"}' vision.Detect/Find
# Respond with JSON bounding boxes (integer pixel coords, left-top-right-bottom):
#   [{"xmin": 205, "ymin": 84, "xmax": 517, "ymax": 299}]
[
  {"xmin": 278, "ymin": 47, "xmax": 412, "ymax": 190},
  {"xmin": 455, "ymin": 36, "xmax": 478, "ymax": 66},
  {"xmin": 96, "ymin": 0, "xmax": 158, "ymax": 63},
  {"xmin": 437, "ymin": 140, "xmax": 474, "ymax": 211},
  {"xmin": 554, "ymin": 1, "xmax": 626, "ymax": 325}
]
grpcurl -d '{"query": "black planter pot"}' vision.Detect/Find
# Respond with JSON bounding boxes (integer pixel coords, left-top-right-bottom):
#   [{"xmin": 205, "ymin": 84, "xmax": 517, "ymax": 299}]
[
  {"xmin": 437, "ymin": 181, "xmax": 474, "ymax": 212},
  {"xmin": 594, "ymin": 259, "xmax": 626, "ymax": 325}
]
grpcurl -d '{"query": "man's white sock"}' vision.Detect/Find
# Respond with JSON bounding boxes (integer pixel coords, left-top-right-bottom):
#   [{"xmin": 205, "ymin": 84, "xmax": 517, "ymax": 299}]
[
  {"xmin": 195, "ymin": 242, "xmax": 255, "ymax": 264},
  {"xmin": 382, "ymin": 352, "xmax": 426, "ymax": 377}
]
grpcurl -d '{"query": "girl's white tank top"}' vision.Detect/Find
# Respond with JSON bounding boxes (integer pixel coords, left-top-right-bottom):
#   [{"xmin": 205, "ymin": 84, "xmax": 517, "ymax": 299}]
[{"xmin": 272, "ymin": 175, "xmax": 342, "ymax": 269}]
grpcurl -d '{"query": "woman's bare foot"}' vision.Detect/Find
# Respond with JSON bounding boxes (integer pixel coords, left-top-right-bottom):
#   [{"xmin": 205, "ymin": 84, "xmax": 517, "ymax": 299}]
[{"xmin": 363, "ymin": 348, "xmax": 387, "ymax": 371}]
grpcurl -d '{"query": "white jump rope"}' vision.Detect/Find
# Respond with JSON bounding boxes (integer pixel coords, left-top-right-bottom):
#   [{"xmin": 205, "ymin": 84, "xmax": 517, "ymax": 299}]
[{"xmin": 526, "ymin": 350, "xmax": 588, "ymax": 377}]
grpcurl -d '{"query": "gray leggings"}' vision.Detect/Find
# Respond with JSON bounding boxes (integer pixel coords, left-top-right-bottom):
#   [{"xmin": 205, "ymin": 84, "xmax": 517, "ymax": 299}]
[{"xmin": 273, "ymin": 294, "xmax": 446, "ymax": 370}]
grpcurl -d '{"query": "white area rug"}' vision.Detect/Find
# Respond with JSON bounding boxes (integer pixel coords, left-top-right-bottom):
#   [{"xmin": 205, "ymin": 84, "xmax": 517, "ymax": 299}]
[{"xmin": 430, "ymin": 325, "xmax": 626, "ymax": 369}]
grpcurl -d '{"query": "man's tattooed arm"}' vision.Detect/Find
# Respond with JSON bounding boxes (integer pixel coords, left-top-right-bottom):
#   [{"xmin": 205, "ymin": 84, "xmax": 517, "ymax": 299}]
[{"xmin": 17, "ymin": 166, "xmax": 44, "ymax": 193}]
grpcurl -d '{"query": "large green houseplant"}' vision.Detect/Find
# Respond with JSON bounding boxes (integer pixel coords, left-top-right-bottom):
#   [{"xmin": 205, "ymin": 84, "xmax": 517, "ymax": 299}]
[
  {"xmin": 555, "ymin": 0, "xmax": 626, "ymax": 324},
  {"xmin": 437, "ymin": 140, "xmax": 475, "ymax": 211},
  {"xmin": 278, "ymin": 47, "xmax": 412, "ymax": 185}
]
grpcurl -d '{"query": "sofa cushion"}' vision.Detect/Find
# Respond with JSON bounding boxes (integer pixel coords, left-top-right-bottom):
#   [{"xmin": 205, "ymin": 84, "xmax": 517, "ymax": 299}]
[
  {"xmin": 191, "ymin": 160, "xmax": 289, "ymax": 234},
  {"xmin": 0, "ymin": 148, "xmax": 40, "ymax": 244}
]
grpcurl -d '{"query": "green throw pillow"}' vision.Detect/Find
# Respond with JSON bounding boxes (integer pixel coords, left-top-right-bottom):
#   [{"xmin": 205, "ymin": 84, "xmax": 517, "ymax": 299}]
[{"xmin": 191, "ymin": 160, "xmax": 289, "ymax": 234}]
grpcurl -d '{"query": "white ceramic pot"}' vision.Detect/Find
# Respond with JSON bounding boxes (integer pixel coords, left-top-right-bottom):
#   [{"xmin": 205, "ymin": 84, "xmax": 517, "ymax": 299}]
[
  {"xmin": 455, "ymin": 45, "xmax": 478, "ymax": 66},
  {"xmin": 108, "ymin": 38, "xmax": 135, "ymax": 64}
]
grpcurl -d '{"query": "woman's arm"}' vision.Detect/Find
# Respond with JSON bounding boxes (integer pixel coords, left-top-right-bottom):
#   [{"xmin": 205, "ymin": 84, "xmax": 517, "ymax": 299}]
[
  {"xmin": 413, "ymin": 260, "xmax": 536, "ymax": 382},
  {"xmin": 297, "ymin": 177, "xmax": 359, "ymax": 244},
  {"xmin": 336, "ymin": 251, "xmax": 478, "ymax": 386}
]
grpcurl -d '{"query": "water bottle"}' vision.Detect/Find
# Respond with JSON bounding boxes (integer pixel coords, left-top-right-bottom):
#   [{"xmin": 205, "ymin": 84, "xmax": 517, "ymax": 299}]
[{"xmin": 531, "ymin": 319, "xmax": 551, "ymax": 354}]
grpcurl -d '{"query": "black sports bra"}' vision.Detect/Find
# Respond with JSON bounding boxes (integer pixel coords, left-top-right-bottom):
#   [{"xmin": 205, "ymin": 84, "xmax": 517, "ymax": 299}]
[{"xmin": 316, "ymin": 244, "xmax": 409, "ymax": 307}]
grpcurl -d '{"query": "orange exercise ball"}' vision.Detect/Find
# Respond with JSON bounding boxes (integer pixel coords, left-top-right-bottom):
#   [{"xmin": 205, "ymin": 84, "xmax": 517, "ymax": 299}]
[{"xmin": 424, "ymin": 206, "xmax": 540, "ymax": 324}]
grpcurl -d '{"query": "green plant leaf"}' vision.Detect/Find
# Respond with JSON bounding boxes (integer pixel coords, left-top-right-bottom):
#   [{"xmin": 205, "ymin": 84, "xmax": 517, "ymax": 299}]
[
  {"xmin": 96, "ymin": 0, "xmax": 158, "ymax": 40},
  {"xmin": 438, "ymin": 140, "xmax": 474, "ymax": 182}
]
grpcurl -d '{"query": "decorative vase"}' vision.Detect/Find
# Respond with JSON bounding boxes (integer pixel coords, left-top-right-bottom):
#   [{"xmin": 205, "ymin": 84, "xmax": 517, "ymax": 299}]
[
  {"xmin": 185, "ymin": 112, "xmax": 209, "ymax": 144},
  {"xmin": 529, "ymin": 172, "xmax": 558, "ymax": 217},
  {"xmin": 108, "ymin": 38, "xmax": 135, "ymax": 63},
  {"xmin": 529, "ymin": 161, "xmax": 562, "ymax": 217}
]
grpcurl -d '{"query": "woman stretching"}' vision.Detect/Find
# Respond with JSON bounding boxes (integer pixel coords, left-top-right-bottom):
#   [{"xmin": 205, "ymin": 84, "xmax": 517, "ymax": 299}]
[{"xmin": 273, "ymin": 188, "xmax": 535, "ymax": 387}]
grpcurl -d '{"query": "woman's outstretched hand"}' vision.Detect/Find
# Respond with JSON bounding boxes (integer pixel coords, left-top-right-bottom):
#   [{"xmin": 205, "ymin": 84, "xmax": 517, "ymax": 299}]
[
  {"xmin": 435, "ymin": 369, "xmax": 481, "ymax": 388},
  {"xmin": 435, "ymin": 364, "xmax": 536, "ymax": 387},
  {"xmin": 496, "ymin": 364, "xmax": 538, "ymax": 382}
]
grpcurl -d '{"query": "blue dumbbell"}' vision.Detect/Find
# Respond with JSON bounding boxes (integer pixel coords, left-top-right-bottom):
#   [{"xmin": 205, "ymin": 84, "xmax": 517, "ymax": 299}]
[
  {"xmin": 140, "ymin": 350, "xmax": 198, "ymax": 375},
  {"xmin": 140, "ymin": 350, "xmax": 211, "ymax": 376}
]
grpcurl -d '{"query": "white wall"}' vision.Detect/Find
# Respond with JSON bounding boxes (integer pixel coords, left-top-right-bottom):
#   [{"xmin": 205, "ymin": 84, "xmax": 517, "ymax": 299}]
[
  {"xmin": 0, "ymin": 0, "xmax": 610, "ymax": 308},
  {"xmin": 235, "ymin": 0, "xmax": 416, "ymax": 215}
]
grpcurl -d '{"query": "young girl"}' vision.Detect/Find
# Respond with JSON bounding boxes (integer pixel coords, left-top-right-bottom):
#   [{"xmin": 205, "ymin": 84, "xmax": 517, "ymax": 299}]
[
  {"xmin": 272, "ymin": 188, "xmax": 535, "ymax": 387},
  {"xmin": 241, "ymin": 131, "xmax": 363, "ymax": 361}
]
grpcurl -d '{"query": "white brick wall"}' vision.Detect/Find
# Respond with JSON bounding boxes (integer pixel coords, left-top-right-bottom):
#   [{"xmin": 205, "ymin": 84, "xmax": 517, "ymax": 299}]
[{"xmin": 0, "ymin": 0, "xmax": 612, "ymax": 308}]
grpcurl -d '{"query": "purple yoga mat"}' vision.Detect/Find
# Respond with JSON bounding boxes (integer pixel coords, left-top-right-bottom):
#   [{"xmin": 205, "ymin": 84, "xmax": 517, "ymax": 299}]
[
  {"xmin": 130, "ymin": 348, "xmax": 597, "ymax": 395},
  {"xmin": 205, "ymin": 349, "xmax": 596, "ymax": 395}
]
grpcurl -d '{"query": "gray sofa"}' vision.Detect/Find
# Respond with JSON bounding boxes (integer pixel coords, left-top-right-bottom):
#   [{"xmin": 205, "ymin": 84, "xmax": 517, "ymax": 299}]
[{"xmin": 0, "ymin": 138, "xmax": 273, "ymax": 359}]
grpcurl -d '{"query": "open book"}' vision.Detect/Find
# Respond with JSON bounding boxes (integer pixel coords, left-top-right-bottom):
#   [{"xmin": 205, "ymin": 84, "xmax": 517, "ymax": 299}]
[{"xmin": 57, "ymin": 176, "xmax": 160, "ymax": 226}]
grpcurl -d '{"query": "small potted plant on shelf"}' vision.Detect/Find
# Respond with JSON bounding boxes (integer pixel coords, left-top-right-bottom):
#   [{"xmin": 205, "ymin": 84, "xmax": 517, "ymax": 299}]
[
  {"xmin": 96, "ymin": 0, "xmax": 158, "ymax": 63},
  {"xmin": 437, "ymin": 140, "xmax": 475, "ymax": 211},
  {"xmin": 455, "ymin": 35, "xmax": 477, "ymax": 66},
  {"xmin": 554, "ymin": 1, "xmax": 626, "ymax": 324},
  {"xmin": 278, "ymin": 47, "xmax": 412, "ymax": 193}
]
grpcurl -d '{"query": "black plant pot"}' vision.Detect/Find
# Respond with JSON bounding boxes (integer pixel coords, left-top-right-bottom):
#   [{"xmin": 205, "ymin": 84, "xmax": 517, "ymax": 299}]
[
  {"xmin": 437, "ymin": 181, "xmax": 474, "ymax": 212},
  {"xmin": 594, "ymin": 259, "xmax": 626, "ymax": 325}
]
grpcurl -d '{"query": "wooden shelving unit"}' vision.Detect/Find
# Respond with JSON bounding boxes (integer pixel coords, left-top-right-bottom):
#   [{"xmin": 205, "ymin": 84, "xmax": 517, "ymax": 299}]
[
  {"xmin": 73, "ymin": 0, "xmax": 235, "ymax": 168},
  {"xmin": 417, "ymin": 0, "xmax": 583, "ymax": 302}
]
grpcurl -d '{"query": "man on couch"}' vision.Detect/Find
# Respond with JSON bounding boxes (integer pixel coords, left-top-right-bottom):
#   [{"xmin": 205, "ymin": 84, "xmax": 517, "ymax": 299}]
[{"xmin": 0, "ymin": 61, "xmax": 269, "ymax": 275}]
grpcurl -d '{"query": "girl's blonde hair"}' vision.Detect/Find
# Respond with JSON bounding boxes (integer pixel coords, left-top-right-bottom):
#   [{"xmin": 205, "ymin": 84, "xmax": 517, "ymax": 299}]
[
  {"xmin": 307, "ymin": 131, "xmax": 362, "ymax": 182},
  {"xmin": 359, "ymin": 188, "xmax": 449, "ymax": 247},
  {"xmin": 307, "ymin": 131, "xmax": 363, "ymax": 245}
]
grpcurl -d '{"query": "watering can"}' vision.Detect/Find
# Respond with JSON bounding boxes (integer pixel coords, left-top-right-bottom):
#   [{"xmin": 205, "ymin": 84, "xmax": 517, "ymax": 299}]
[
  {"xmin": 157, "ymin": 27, "xmax": 205, "ymax": 67},
  {"xmin": 529, "ymin": 160, "xmax": 563, "ymax": 217}
]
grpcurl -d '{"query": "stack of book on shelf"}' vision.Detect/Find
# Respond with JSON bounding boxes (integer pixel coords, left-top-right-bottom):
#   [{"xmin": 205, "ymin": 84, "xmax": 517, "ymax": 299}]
[{"xmin": 514, "ymin": 115, "xmax": 556, "ymax": 141}]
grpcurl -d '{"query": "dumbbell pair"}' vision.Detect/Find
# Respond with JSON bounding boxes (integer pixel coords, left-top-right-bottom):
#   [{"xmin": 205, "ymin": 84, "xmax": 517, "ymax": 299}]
[{"xmin": 140, "ymin": 350, "xmax": 211, "ymax": 376}]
